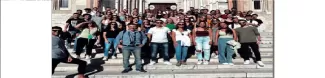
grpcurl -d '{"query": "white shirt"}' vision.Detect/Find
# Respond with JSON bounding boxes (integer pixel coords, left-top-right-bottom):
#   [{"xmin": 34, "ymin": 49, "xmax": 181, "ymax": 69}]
[
  {"xmin": 90, "ymin": 11, "xmax": 96, "ymax": 16},
  {"xmin": 160, "ymin": 18, "xmax": 167, "ymax": 23},
  {"xmin": 247, "ymin": 19, "xmax": 259, "ymax": 27},
  {"xmin": 148, "ymin": 27, "xmax": 171, "ymax": 43},
  {"xmin": 229, "ymin": 23, "xmax": 241, "ymax": 29},
  {"xmin": 173, "ymin": 29, "xmax": 191, "ymax": 46}
]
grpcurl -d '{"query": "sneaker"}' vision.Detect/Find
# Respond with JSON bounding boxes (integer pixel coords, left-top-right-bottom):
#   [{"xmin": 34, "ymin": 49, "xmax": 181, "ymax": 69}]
[
  {"xmin": 164, "ymin": 61, "xmax": 172, "ymax": 65},
  {"xmin": 229, "ymin": 63, "xmax": 234, "ymax": 66},
  {"xmin": 181, "ymin": 61, "xmax": 187, "ymax": 65},
  {"xmin": 222, "ymin": 63, "xmax": 229, "ymax": 65},
  {"xmin": 197, "ymin": 61, "xmax": 203, "ymax": 65},
  {"xmin": 102, "ymin": 57, "xmax": 108, "ymax": 61},
  {"xmin": 244, "ymin": 60, "xmax": 250, "ymax": 64},
  {"xmin": 135, "ymin": 69, "xmax": 147, "ymax": 73},
  {"xmin": 121, "ymin": 68, "xmax": 132, "ymax": 73},
  {"xmin": 148, "ymin": 61, "xmax": 156, "ymax": 65},
  {"xmin": 257, "ymin": 61, "xmax": 265, "ymax": 67},
  {"xmin": 112, "ymin": 56, "xmax": 117, "ymax": 59},
  {"xmin": 85, "ymin": 55, "xmax": 91, "ymax": 60},
  {"xmin": 176, "ymin": 62, "xmax": 182, "ymax": 66},
  {"xmin": 203, "ymin": 61, "xmax": 209, "ymax": 65}
]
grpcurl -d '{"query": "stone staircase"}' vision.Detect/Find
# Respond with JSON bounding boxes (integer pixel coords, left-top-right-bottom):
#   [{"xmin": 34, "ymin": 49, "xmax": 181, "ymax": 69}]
[
  {"xmin": 52, "ymin": 33, "xmax": 273, "ymax": 78},
  {"xmin": 52, "ymin": 12, "xmax": 273, "ymax": 78}
]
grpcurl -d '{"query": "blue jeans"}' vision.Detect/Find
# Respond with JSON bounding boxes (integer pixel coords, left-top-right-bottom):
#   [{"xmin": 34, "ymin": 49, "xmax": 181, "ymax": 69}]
[
  {"xmin": 218, "ymin": 38, "xmax": 234, "ymax": 63},
  {"xmin": 73, "ymin": 38, "xmax": 78, "ymax": 51},
  {"xmin": 151, "ymin": 42, "xmax": 169, "ymax": 62},
  {"xmin": 66, "ymin": 31, "xmax": 78, "ymax": 51},
  {"xmin": 195, "ymin": 36, "xmax": 211, "ymax": 61},
  {"xmin": 104, "ymin": 38, "xmax": 118, "ymax": 57},
  {"xmin": 175, "ymin": 41, "xmax": 188, "ymax": 61},
  {"xmin": 122, "ymin": 46, "xmax": 142, "ymax": 70}
]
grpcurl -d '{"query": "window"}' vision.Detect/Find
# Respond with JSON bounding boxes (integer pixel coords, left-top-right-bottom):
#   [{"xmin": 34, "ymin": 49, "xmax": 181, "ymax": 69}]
[
  {"xmin": 53, "ymin": 0, "xmax": 69, "ymax": 10},
  {"xmin": 59, "ymin": 0, "xmax": 69, "ymax": 8},
  {"xmin": 253, "ymin": 0, "xmax": 261, "ymax": 10}
]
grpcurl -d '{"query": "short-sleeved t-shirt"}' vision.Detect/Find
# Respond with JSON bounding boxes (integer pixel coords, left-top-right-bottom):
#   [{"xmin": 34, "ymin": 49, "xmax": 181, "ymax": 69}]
[
  {"xmin": 148, "ymin": 27, "xmax": 170, "ymax": 43},
  {"xmin": 66, "ymin": 18, "xmax": 84, "ymax": 31},
  {"xmin": 166, "ymin": 24, "xmax": 176, "ymax": 30}
]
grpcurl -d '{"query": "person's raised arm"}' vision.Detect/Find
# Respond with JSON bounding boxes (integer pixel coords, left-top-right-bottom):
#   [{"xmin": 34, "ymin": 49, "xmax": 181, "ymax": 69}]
[{"xmin": 74, "ymin": 22, "xmax": 87, "ymax": 30}]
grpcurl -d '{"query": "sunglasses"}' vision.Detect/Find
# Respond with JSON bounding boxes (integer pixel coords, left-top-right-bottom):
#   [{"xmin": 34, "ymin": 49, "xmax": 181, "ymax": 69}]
[
  {"xmin": 178, "ymin": 24, "xmax": 184, "ymax": 25},
  {"xmin": 156, "ymin": 22, "xmax": 162, "ymax": 24}
]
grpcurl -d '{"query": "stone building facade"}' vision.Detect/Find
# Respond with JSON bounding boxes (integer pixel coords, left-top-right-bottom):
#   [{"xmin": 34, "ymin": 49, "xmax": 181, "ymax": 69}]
[{"xmin": 52, "ymin": 0, "xmax": 273, "ymax": 27}]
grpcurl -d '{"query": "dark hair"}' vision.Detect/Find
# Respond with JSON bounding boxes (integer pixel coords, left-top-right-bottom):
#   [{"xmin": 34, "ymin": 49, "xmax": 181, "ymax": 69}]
[
  {"xmin": 83, "ymin": 14, "xmax": 92, "ymax": 20},
  {"xmin": 245, "ymin": 15, "xmax": 252, "ymax": 17},
  {"xmin": 113, "ymin": 15, "xmax": 122, "ymax": 22},
  {"xmin": 142, "ymin": 19, "xmax": 150, "ymax": 25},
  {"xmin": 218, "ymin": 22, "xmax": 233, "ymax": 35},
  {"xmin": 128, "ymin": 23, "xmax": 137, "ymax": 27},
  {"xmin": 252, "ymin": 14, "xmax": 258, "ymax": 16},
  {"xmin": 73, "ymin": 13, "xmax": 79, "ymax": 15},
  {"xmin": 176, "ymin": 22, "xmax": 186, "ymax": 30},
  {"xmin": 155, "ymin": 20, "xmax": 163, "ymax": 23},
  {"xmin": 52, "ymin": 26, "xmax": 62, "ymax": 30},
  {"xmin": 108, "ymin": 22, "xmax": 118, "ymax": 30}
]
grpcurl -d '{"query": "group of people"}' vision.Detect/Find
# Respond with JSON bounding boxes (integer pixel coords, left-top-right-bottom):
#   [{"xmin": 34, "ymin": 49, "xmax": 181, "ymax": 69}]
[{"xmin": 52, "ymin": 6, "xmax": 266, "ymax": 77}]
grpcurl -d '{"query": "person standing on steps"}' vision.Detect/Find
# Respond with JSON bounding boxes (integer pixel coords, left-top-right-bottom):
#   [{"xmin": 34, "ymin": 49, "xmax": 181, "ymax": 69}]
[
  {"xmin": 193, "ymin": 21, "xmax": 213, "ymax": 65},
  {"xmin": 215, "ymin": 22, "xmax": 238, "ymax": 65},
  {"xmin": 115, "ymin": 24, "xmax": 148, "ymax": 73},
  {"xmin": 102, "ymin": 22, "xmax": 121, "ymax": 60},
  {"xmin": 147, "ymin": 20, "xmax": 173, "ymax": 65},
  {"xmin": 52, "ymin": 26, "xmax": 86, "ymax": 78},
  {"xmin": 211, "ymin": 20, "xmax": 220, "ymax": 59},
  {"xmin": 74, "ymin": 21, "xmax": 100, "ymax": 59},
  {"xmin": 171, "ymin": 22, "xmax": 192, "ymax": 66},
  {"xmin": 63, "ymin": 13, "xmax": 84, "ymax": 49},
  {"xmin": 235, "ymin": 20, "xmax": 265, "ymax": 67}
]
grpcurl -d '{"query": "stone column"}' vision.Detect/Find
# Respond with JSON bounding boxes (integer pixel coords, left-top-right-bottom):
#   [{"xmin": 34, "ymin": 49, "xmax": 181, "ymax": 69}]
[
  {"xmin": 183, "ymin": 0, "xmax": 187, "ymax": 11},
  {"xmin": 86, "ymin": 0, "xmax": 91, "ymax": 8},
  {"xmin": 236, "ymin": 0, "xmax": 244, "ymax": 12},
  {"xmin": 228, "ymin": 0, "xmax": 233, "ymax": 9},
  {"xmin": 139, "ymin": 0, "xmax": 143, "ymax": 14},
  {"xmin": 115, "ymin": 0, "xmax": 119, "ymax": 11}
]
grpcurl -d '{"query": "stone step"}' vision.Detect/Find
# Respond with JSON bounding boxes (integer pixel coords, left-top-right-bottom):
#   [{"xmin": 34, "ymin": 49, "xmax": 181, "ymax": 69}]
[
  {"xmin": 67, "ymin": 48, "xmax": 273, "ymax": 53},
  {"xmin": 53, "ymin": 69, "xmax": 273, "ymax": 78},
  {"xmin": 68, "ymin": 52, "xmax": 273, "ymax": 60},
  {"xmin": 56, "ymin": 57, "xmax": 273, "ymax": 70},
  {"xmin": 57, "ymin": 61, "xmax": 273, "ymax": 67},
  {"xmin": 55, "ymin": 64, "xmax": 273, "ymax": 72}
]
